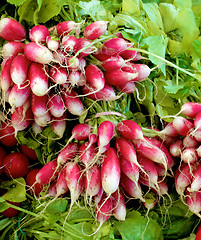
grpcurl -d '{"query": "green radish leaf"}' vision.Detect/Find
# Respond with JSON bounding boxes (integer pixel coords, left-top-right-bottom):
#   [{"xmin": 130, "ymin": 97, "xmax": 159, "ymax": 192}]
[
  {"xmin": 0, "ymin": 219, "xmax": 12, "ymax": 231},
  {"xmin": 6, "ymin": 0, "xmax": 27, "ymax": 6},
  {"xmin": 0, "ymin": 178, "xmax": 26, "ymax": 202}
]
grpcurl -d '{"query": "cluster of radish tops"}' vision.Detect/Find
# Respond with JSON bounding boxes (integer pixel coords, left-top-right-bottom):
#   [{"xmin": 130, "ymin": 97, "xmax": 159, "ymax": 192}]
[{"xmin": 0, "ymin": 17, "xmax": 201, "ymax": 226}]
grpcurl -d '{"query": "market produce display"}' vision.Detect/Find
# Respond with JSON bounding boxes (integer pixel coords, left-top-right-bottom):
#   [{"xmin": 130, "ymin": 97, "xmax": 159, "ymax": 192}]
[{"xmin": 1, "ymin": 0, "xmax": 201, "ymax": 239}]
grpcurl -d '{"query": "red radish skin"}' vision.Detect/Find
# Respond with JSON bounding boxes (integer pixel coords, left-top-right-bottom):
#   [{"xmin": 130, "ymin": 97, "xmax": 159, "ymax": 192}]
[
  {"xmin": 56, "ymin": 167, "xmax": 69, "ymax": 197},
  {"xmin": 169, "ymin": 140, "xmax": 183, "ymax": 157},
  {"xmin": 197, "ymin": 145, "xmax": 201, "ymax": 157},
  {"xmin": 181, "ymin": 102, "xmax": 201, "ymax": 118},
  {"xmin": 28, "ymin": 62, "xmax": 49, "ymax": 96},
  {"xmin": 120, "ymin": 49, "xmax": 142, "ymax": 61},
  {"xmin": 66, "ymin": 57, "xmax": 80, "ymax": 71},
  {"xmin": 0, "ymin": 57, "xmax": 14, "ymax": 92},
  {"xmin": 3, "ymin": 152, "xmax": 30, "ymax": 178},
  {"xmin": 31, "ymin": 94, "xmax": 48, "ymax": 117},
  {"xmin": 128, "ymin": 64, "xmax": 151, "ymax": 82},
  {"xmin": 57, "ymin": 142, "xmax": 79, "ymax": 165},
  {"xmin": 0, "ymin": 121, "xmax": 17, "ymax": 147},
  {"xmin": 98, "ymin": 121, "xmax": 115, "ymax": 153},
  {"xmin": 29, "ymin": 25, "xmax": 49, "ymax": 43},
  {"xmin": 48, "ymin": 93, "xmax": 65, "ymax": 118},
  {"xmin": 101, "ymin": 147, "xmax": 121, "ymax": 194},
  {"xmin": 51, "ymin": 114, "xmax": 67, "ymax": 138},
  {"xmin": 181, "ymin": 148, "xmax": 199, "ymax": 164},
  {"xmin": 25, "ymin": 42, "xmax": 53, "ymax": 64},
  {"xmin": 117, "ymin": 120, "xmax": 144, "ymax": 141},
  {"xmin": 10, "ymin": 54, "xmax": 31, "ymax": 87},
  {"xmin": 1, "ymin": 201, "xmax": 21, "ymax": 218},
  {"xmin": 46, "ymin": 36, "xmax": 60, "ymax": 52},
  {"xmin": 194, "ymin": 112, "xmax": 201, "ymax": 131},
  {"xmin": 49, "ymin": 65, "xmax": 68, "ymax": 85},
  {"xmin": 102, "ymin": 38, "xmax": 128, "ymax": 56},
  {"xmin": 120, "ymin": 155, "xmax": 139, "ymax": 183},
  {"xmin": 94, "ymin": 188, "xmax": 104, "ymax": 207},
  {"xmin": 191, "ymin": 129, "xmax": 201, "ymax": 142},
  {"xmin": 72, "ymin": 123, "xmax": 91, "ymax": 141},
  {"xmin": 26, "ymin": 169, "xmax": 43, "ymax": 196},
  {"xmin": 89, "ymin": 133, "xmax": 98, "ymax": 144},
  {"xmin": 62, "ymin": 89, "xmax": 84, "ymax": 116},
  {"xmin": 183, "ymin": 134, "xmax": 199, "ymax": 148},
  {"xmin": 21, "ymin": 145, "xmax": 38, "ymax": 161},
  {"xmin": 172, "ymin": 116, "xmax": 194, "ymax": 136},
  {"xmin": 83, "ymin": 20, "xmax": 107, "ymax": 40},
  {"xmin": 79, "ymin": 142, "xmax": 97, "ymax": 166},
  {"xmin": 120, "ymin": 172, "xmax": 145, "ymax": 202},
  {"xmin": 56, "ymin": 21, "xmax": 79, "ymax": 36},
  {"xmin": 93, "ymin": 49, "xmax": 111, "ymax": 61},
  {"xmin": 0, "ymin": 18, "xmax": 26, "ymax": 41},
  {"xmin": 0, "ymin": 147, "xmax": 7, "ymax": 176},
  {"xmin": 75, "ymin": 38, "xmax": 95, "ymax": 58},
  {"xmin": 62, "ymin": 35, "xmax": 78, "ymax": 52},
  {"xmin": 8, "ymin": 82, "xmax": 31, "ymax": 108},
  {"xmin": 85, "ymin": 64, "xmax": 105, "ymax": 91},
  {"xmin": 159, "ymin": 122, "xmax": 179, "ymax": 137},
  {"xmin": 116, "ymin": 81, "xmax": 136, "ymax": 94},
  {"xmin": 53, "ymin": 49, "xmax": 66, "ymax": 64},
  {"xmin": 112, "ymin": 189, "xmax": 126, "ymax": 221},
  {"xmin": 188, "ymin": 164, "xmax": 201, "ymax": 192},
  {"xmin": 85, "ymin": 165, "xmax": 101, "ymax": 196},
  {"xmin": 101, "ymin": 56, "xmax": 126, "ymax": 71},
  {"xmin": 104, "ymin": 69, "xmax": 138, "ymax": 86},
  {"xmin": 185, "ymin": 190, "xmax": 201, "ymax": 217},
  {"xmin": 2, "ymin": 42, "xmax": 25, "ymax": 58},
  {"xmin": 36, "ymin": 159, "xmax": 60, "ymax": 185},
  {"xmin": 48, "ymin": 181, "xmax": 57, "ymax": 197}
]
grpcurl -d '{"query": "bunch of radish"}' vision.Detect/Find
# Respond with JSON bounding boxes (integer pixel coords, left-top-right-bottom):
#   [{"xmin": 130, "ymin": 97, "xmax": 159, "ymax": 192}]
[
  {"xmin": 0, "ymin": 17, "xmax": 151, "ymax": 139},
  {"xmin": 22, "ymin": 119, "xmax": 176, "ymax": 227}
]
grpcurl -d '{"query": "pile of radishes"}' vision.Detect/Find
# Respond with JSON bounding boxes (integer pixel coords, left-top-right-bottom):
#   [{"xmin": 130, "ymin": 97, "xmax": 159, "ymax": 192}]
[{"xmin": 0, "ymin": 17, "xmax": 150, "ymax": 139}]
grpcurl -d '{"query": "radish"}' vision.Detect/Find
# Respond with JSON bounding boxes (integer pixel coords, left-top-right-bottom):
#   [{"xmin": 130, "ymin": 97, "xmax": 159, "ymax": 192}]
[
  {"xmin": 68, "ymin": 71, "xmax": 82, "ymax": 86},
  {"xmin": 2, "ymin": 42, "xmax": 25, "ymax": 58},
  {"xmin": 175, "ymin": 164, "xmax": 196, "ymax": 196},
  {"xmin": 159, "ymin": 122, "xmax": 179, "ymax": 137},
  {"xmin": 61, "ymin": 35, "xmax": 78, "ymax": 52},
  {"xmin": 56, "ymin": 21, "xmax": 80, "ymax": 36},
  {"xmin": 75, "ymin": 38, "xmax": 95, "ymax": 58},
  {"xmin": 46, "ymin": 35, "xmax": 60, "ymax": 52},
  {"xmin": 94, "ymin": 188, "xmax": 104, "ymax": 207},
  {"xmin": 93, "ymin": 49, "xmax": 111, "ymax": 61},
  {"xmin": 172, "ymin": 116, "xmax": 194, "ymax": 136},
  {"xmin": 101, "ymin": 56, "xmax": 126, "ymax": 71},
  {"xmin": 25, "ymin": 42, "xmax": 53, "ymax": 64},
  {"xmin": 97, "ymin": 121, "xmax": 115, "ymax": 153},
  {"xmin": 84, "ymin": 165, "xmax": 101, "ymax": 196},
  {"xmin": 102, "ymin": 38, "xmax": 128, "ymax": 56},
  {"xmin": 112, "ymin": 188, "xmax": 126, "ymax": 221},
  {"xmin": 48, "ymin": 93, "xmax": 65, "ymax": 117},
  {"xmin": 82, "ymin": 84, "xmax": 118, "ymax": 101},
  {"xmin": 10, "ymin": 54, "xmax": 31, "ymax": 87},
  {"xmin": 116, "ymin": 81, "xmax": 136, "ymax": 94},
  {"xmin": 83, "ymin": 20, "xmax": 107, "ymax": 40},
  {"xmin": 79, "ymin": 142, "xmax": 97, "ymax": 167},
  {"xmin": 57, "ymin": 142, "xmax": 79, "ymax": 165},
  {"xmin": 49, "ymin": 65, "xmax": 68, "ymax": 85},
  {"xmin": 181, "ymin": 148, "xmax": 199, "ymax": 164},
  {"xmin": 185, "ymin": 190, "xmax": 201, "ymax": 217},
  {"xmin": 120, "ymin": 155, "xmax": 139, "ymax": 183},
  {"xmin": 62, "ymin": 89, "xmax": 84, "ymax": 116},
  {"xmin": 120, "ymin": 172, "xmax": 145, "ymax": 202},
  {"xmin": 117, "ymin": 120, "xmax": 144, "ymax": 141},
  {"xmin": 1, "ymin": 200, "xmax": 21, "ymax": 218},
  {"xmin": 120, "ymin": 49, "xmax": 142, "ymax": 61},
  {"xmin": 183, "ymin": 134, "xmax": 199, "ymax": 148},
  {"xmin": 65, "ymin": 162, "xmax": 84, "ymax": 210},
  {"xmin": 51, "ymin": 114, "xmax": 67, "ymax": 138},
  {"xmin": 0, "ymin": 121, "xmax": 17, "ymax": 146},
  {"xmin": 53, "ymin": 49, "xmax": 66, "ymax": 64},
  {"xmin": 104, "ymin": 69, "xmax": 138, "ymax": 86},
  {"xmin": 34, "ymin": 112, "xmax": 51, "ymax": 127},
  {"xmin": 125, "ymin": 63, "xmax": 151, "ymax": 82},
  {"xmin": 28, "ymin": 62, "xmax": 49, "ymax": 96},
  {"xmin": 194, "ymin": 112, "xmax": 201, "ymax": 130},
  {"xmin": 181, "ymin": 102, "xmax": 201, "ymax": 118},
  {"xmin": 21, "ymin": 145, "xmax": 38, "ymax": 161},
  {"xmin": 191, "ymin": 129, "xmax": 201, "ymax": 142},
  {"xmin": 31, "ymin": 122, "xmax": 43, "ymax": 135},
  {"xmin": 8, "ymin": 82, "xmax": 31, "ymax": 108},
  {"xmin": 35, "ymin": 159, "xmax": 60, "ymax": 185},
  {"xmin": 0, "ymin": 147, "xmax": 7, "ymax": 176},
  {"xmin": 188, "ymin": 164, "xmax": 201, "ymax": 192},
  {"xmin": 26, "ymin": 168, "xmax": 43, "ymax": 196},
  {"xmin": 197, "ymin": 145, "xmax": 201, "ymax": 157},
  {"xmin": 0, "ymin": 57, "xmax": 14, "ymax": 92},
  {"xmin": 29, "ymin": 25, "xmax": 49, "ymax": 43},
  {"xmin": 169, "ymin": 140, "xmax": 183, "ymax": 157},
  {"xmin": 31, "ymin": 94, "xmax": 48, "ymax": 117},
  {"xmin": 48, "ymin": 181, "xmax": 57, "ymax": 197},
  {"xmin": 85, "ymin": 64, "xmax": 105, "ymax": 91},
  {"xmin": 0, "ymin": 18, "xmax": 26, "ymax": 41},
  {"xmin": 56, "ymin": 166, "xmax": 69, "ymax": 197},
  {"xmin": 3, "ymin": 152, "xmax": 30, "ymax": 178},
  {"xmin": 101, "ymin": 147, "xmax": 121, "ymax": 194}
]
